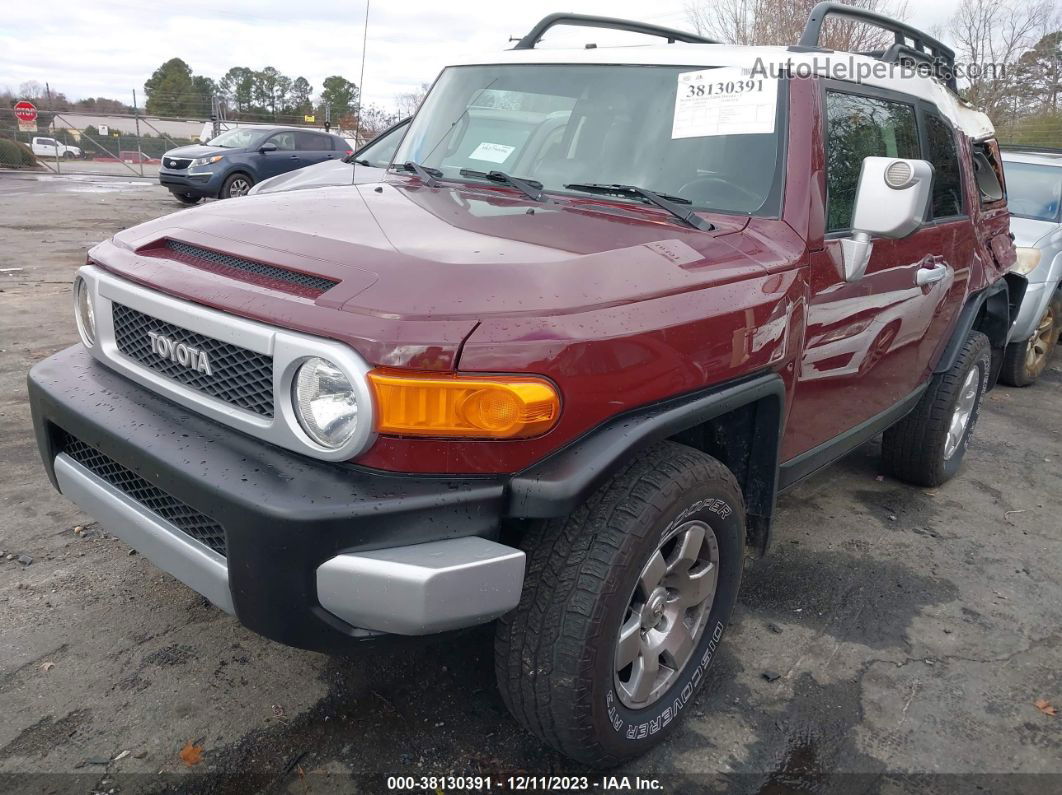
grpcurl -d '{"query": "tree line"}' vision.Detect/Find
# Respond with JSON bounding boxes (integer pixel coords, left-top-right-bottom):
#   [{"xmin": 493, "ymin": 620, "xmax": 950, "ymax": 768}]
[
  {"xmin": 141, "ymin": 58, "xmax": 406, "ymax": 137},
  {"xmin": 684, "ymin": 0, "xmax": 1061, "ymax": 145}
]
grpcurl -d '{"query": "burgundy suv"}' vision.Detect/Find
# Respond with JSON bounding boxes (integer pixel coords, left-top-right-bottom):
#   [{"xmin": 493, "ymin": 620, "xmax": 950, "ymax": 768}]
[{"xmin": 29, "ymin": 5, "xmax": 1017, "ymax": 766}]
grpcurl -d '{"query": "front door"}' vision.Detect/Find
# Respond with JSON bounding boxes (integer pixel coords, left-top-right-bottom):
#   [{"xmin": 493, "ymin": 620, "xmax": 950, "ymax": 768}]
[{"xmin": 783, "ymin": 86, "xmax": 965, "ymax": 462}]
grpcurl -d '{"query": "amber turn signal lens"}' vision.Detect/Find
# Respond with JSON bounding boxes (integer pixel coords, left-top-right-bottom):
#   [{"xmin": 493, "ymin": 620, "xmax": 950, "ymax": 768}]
[{"xmin": 368, "ymin": 370, "xmax": 560, "ymax": 439}]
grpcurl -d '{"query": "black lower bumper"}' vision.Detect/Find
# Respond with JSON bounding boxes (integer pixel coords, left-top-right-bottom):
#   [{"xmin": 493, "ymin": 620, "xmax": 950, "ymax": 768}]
[
  {"xmin": 158, "ymin": 170, "xmax": 218, "ymax": 197},
  {"xmin": 29, "ymin": 345, "xmax": 507, "ymax": 652}
]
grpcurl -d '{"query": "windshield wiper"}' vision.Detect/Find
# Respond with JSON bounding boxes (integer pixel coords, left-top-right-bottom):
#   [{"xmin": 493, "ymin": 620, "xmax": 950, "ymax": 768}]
[
  {"xmin": 563, "ymin": 183, "xmax": 714, "ymax": 232},
  {"xmin": 459, "ymin": 169, "xmax": 545, "ymax": 202},
  {"xmin": 392, "ymin": 161, "xmax": 443, "ymax": 187}
]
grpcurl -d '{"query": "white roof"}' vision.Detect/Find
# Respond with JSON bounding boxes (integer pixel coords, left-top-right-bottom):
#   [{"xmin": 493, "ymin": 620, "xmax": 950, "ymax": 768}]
[{"xmin": 453, "ymin": 43, "xmax": 995, "ymax": 139}]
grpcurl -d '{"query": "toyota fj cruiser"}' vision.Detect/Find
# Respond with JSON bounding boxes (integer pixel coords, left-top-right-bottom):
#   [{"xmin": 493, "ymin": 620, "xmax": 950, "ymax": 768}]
[{"xmin": 29, "ymin": 4, "xmax": 1017, "ymax": 766}]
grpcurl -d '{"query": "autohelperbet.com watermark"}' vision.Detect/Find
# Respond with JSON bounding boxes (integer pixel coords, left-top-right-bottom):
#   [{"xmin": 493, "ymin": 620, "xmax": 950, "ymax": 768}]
[{"xmin": 750, "ymin": 55, "xmax": 1006, "ymax": 84}]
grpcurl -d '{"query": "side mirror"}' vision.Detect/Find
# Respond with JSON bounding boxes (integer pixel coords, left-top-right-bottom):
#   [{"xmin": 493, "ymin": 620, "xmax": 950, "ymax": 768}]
[
  {"xmin": 259, "ymin": 142, "xmax": 277, "ymax": 153},
  {"xmin": 841, "ymin": 157, "xmax": 933, "ymax": 282}
]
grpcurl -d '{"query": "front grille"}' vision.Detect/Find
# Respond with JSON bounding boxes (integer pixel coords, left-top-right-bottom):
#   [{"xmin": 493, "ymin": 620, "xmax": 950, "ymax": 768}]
[
  {"xmin": 164, "ymin": 157, "xmax": 191, "ymax": 169},
  {"xmin": 59, "ymin": 431, "xmax": 227, "ymax": 558},
  {"xmin": 160, "ymin": 240, "xmax": 339, "ymax": 297},
  {"xmin": 112, "ymin": 303, "xmax": 275, "ymax": 417}
]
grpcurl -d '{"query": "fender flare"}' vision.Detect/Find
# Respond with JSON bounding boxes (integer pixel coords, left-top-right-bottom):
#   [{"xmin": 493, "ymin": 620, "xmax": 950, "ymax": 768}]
[
  {"xmin": 933, "ymin": 278, "xmax": 1014, "ymax": 375},
  {"xmin": 507, "ymin": 372, "xmax": 786, "ymax": 550}
]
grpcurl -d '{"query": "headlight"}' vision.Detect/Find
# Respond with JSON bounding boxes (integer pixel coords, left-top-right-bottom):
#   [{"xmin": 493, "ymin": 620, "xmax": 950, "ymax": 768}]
[
  {"xmin": 292, "ymin": 357, "xmax": 359, "ymax": 448},
  {"xmin": 1011, "ymin": 247, "xmax": 1041, "ymax": 276},
  {"xmin": 189, "ymin": 155, "xmax": 223, "ymax": 168},
  {"xmin": 73, "ymin": 276, "xmax": 96, "ymax": 346}
]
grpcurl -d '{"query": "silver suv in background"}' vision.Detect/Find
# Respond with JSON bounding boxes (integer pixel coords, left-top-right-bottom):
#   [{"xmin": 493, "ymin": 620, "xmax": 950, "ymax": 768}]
[{"xmin": 1000, "ymin": 148, "xmax": 1062, "ymax": 386}]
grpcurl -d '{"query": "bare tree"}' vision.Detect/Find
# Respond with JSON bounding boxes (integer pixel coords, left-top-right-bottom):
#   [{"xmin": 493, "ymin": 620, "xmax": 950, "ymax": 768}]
[
  {"xmin": 684, "ymin": 0, "xmax": 909, "ymax": 51},
  {"xmin": 394, "ymin": 83, "xmax": 431, "ymax": 119},
  {"xmin": 947, "ymin": 0, "xmax": 1055, "ymax": 120}
]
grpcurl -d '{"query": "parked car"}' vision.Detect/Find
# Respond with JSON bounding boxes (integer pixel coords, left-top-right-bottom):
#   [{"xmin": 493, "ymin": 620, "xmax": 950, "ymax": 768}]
[
  {"xmin": 30, "ymin": 6, "xmax": 1016, "ymax": 767},
  {"xmin": 999, "ymin": 147, "xmax": 1062, "ymax": 385},
  {"xmin": 158, "ymin": 126, "xmax": 353, "ymax": 204},
  {"xmin": 30, "ymin": 136, "xmax": 82, "ymax": 160},
  {"xmin": 249, "ymin": 118, "xmax": 409, "ymax": 196}
]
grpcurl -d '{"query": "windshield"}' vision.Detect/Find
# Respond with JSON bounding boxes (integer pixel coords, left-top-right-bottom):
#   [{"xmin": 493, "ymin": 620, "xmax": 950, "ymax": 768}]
[
  {"xmin": 207, "ymin": 128, "xmax": 266, "ymax": 149},
  {"xmin": 393, "ymin": 64, "xmax": 785, "ymax": 216},
  {"xmin": 1004, "ymin": 161, "xmax": 1062, "ymax": 223}
]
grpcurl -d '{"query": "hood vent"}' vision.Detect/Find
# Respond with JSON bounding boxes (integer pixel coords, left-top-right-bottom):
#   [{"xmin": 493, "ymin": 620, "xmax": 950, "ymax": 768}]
[{"xmin": 145, "ymin": 239, "xmax": 339, "ymax": 298}]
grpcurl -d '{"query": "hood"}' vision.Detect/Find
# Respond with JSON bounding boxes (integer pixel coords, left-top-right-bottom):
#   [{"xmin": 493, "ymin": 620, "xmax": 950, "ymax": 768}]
[
  {"xmin": 1009, "ymin": 216, "xmax": 1059, "ymax": 248},
  {"xmin": 250, "ymin": 160, "xmax": 385, "ymax": 195},
  {"xmin": 109, "ymin": 179, "xmax": 785, "ymax": 324},
  {"xmin": 163, "ymin": 144, "xmax": 235, "ymax": 159}
]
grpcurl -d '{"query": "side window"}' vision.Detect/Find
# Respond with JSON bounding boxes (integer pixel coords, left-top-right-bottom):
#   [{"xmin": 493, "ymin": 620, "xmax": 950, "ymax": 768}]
[
  {"xmin": 972, "ymin": 140, "xmax": 1005, "ymax": 205},
  {"xmin": 268, "ymin": 132, "xmax": 296, "ymax": 151},
  {"xmin": 825, "ymin": 90, "xmax": 920, "ymax": 231},
  {"xmin": 356, "ymin": 123, "xmax": 407, "ymax": 167},
  {"xmin": 295, "ymin": 132, "xmax": 333, "ymax": 151},
  {"xmin": 924, "ymin": 112, "xmax": 963, "ymax": 218}
]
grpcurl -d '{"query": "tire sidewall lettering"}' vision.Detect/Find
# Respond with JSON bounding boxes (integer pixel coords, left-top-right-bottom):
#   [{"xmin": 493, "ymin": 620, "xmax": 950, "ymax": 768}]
[{"xmin": 604, "ymin": 494, "xmax": 739, "ymax": 744}]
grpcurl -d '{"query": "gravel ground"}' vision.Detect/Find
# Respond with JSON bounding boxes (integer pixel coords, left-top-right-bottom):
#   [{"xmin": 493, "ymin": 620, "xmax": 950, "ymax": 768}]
[{"xmin": 0, "ymin": 170, "xmax": 1060, "ymax": 794}]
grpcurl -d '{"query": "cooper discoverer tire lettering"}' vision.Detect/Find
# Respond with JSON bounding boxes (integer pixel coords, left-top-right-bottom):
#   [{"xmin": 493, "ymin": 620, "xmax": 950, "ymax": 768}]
[{"xmin": 494, "ymin": 442, "xmax": 745, "ymax": 766}]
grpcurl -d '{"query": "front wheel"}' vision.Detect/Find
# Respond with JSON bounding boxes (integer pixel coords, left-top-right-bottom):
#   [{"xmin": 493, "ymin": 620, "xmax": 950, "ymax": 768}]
[
  {"xmin": 220, "ymin": 172, "xmax": 254, "ymax": 199},
  {"xmin": 495, "ymin": 442, "xmax": 745, "ymax": 766},
  {"xmin": 999, "ymin": 302, "xmax": 1056, "ymax": 387},
  {"xmin": 881, "ymin": 330, "xmax": 991, "ymax": 487},
  {"xmin": 63, "ymin": 151, "xmax": 75, "ymax": 159}
]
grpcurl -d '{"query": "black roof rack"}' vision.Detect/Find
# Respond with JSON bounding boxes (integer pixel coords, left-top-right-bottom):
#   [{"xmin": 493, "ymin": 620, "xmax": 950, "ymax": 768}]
[
  {"xmin": 513, "ymin": 13, "xmax": 719, "ymax": 50},
  {"xmin": 799, "ymin": 2, "xmax": 957, "ymax": 91}
]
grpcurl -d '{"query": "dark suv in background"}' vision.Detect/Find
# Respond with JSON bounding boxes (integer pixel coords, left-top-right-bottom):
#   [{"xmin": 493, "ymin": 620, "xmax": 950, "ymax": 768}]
[{"xmin": 159, "ymin": 126, "xmax": 352, "ymax": 204}]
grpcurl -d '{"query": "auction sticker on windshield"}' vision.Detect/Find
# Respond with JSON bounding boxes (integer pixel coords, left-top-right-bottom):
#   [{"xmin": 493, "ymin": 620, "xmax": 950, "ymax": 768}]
[
  {"xmin": 672, "ymin": 67, "xmax": 778, "ymax": 139},
  {"xmin": 469, "ymin": 142, "xmax": 516, "ymax": 164}
]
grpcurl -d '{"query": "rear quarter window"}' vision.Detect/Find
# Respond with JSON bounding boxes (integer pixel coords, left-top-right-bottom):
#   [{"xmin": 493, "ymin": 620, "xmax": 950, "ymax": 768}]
[{"xmin": 924, "ymin": 112, "xmax": 964, "ymax": 219}]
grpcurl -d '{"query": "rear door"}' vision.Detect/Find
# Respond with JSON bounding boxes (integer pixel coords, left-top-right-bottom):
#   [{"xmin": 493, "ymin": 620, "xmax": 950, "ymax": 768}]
[
  {"xmin": 257, "ymin": 131, "xmax": 299, "ymax": 178},
  {"xmin": 782, "ymin": 84, "xmax": 961, "ymax": 460},
  {"xmin": 295, "ymin": 131, "xmax": 338, "ymax": 167}
]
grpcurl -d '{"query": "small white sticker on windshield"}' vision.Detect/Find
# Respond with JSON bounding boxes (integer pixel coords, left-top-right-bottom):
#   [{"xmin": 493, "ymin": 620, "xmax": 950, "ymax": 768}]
[
  {"xmin": 672, "ymin": 67, "xmax": 778, "ymax": 139},
  {"xmin": 469, "ymin": 142, "xmax": 516, "ymax": 164}
]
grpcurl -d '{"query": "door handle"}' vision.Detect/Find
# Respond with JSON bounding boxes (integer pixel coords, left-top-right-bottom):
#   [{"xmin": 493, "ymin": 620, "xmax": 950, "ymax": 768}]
[{"xmin": 916, "ymin": 261, "xmax": 949, "ymax": 286}]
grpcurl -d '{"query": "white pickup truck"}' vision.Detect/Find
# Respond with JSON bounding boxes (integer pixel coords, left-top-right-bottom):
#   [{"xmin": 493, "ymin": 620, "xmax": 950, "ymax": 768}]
[{"xmin": 31, "ymin": 136, "xmax": 82, "ymax": 159}]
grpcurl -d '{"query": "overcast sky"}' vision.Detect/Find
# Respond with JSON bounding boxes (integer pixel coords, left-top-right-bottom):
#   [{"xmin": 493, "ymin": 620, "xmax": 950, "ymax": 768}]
[{"xmin": 1, "ymin": 0, "xmax": 964, "ymax": 112}]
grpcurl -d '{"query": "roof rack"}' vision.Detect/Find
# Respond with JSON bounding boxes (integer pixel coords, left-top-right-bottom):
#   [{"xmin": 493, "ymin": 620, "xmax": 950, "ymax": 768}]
[
  {"xmin": 513, "ymin": 13, "xmax": 719, "ymax": 50},
  {"xmin": 798, "ymin": 2, "xmax": 957, "ymax": 91}
]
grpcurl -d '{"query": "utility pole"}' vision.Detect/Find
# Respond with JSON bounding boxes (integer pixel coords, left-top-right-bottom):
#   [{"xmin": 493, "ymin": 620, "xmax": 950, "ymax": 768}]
[
  {"xmin": 132, "ymin": 89, "xmax": 144, "ymax": 177},
  {"xmin": 211, "ymin": 95, "xmax": 221, "ymax": 139}
]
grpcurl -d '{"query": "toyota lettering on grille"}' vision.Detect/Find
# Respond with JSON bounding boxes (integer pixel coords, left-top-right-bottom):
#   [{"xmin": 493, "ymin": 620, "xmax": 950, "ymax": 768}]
[{"xmin": 147, "ymin": 331, "xmax": 212, "ymax": 375}]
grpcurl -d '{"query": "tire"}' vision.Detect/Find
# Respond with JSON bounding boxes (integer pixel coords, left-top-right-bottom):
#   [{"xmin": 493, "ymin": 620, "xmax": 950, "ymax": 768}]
[
  {"xmin": 999, "ymin": 302, "xmax": 1057, "ymax": 387},
  {"xmin": 495, "ymin": 442, "xmax": 745, "ymax": 766},
  {"xmin": 881, "ymin": 330, "xmax": 991, "ymax": 487},
  {"xmin": 220, "ymin": 172, "xmax": 254, "ymax": 199},
  {"xmin": 63, "ymin": 151, "xmax": 75, "ymax": 160},
  {"xmin": 170, "ymin": 191, "xmax": 202, "ymax": 206}
]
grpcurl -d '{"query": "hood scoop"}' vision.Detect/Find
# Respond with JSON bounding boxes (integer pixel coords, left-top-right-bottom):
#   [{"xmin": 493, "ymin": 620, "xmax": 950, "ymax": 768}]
[{"xmin": 139, "ymin": 239, "xmax": 339, "ymax": 298}]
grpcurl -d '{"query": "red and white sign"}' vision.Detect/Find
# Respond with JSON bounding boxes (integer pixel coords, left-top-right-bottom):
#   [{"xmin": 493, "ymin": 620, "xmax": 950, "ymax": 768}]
[
  {"xmin": 13, "ymin": 101, "xmax": 37, "ymax": 122},
  {"xmin": 14, "ymin": 101, "xmax": 37, "ymax": 132}
]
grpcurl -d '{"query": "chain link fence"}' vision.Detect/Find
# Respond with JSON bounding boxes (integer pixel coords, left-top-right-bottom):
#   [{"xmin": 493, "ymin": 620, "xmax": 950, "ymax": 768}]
[{"xmin": 1, "ymin": 91, "xmax": 357, "ymax": 177}]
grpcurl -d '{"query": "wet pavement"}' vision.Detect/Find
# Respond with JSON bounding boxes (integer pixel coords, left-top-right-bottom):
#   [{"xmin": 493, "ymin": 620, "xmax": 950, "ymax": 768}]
[{"xmin": 0, "ymin": 170, "xmax": 1060, "ymax": 793}]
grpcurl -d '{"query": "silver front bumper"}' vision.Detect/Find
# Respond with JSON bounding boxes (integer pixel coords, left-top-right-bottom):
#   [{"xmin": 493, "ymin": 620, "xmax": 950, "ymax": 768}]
[{"xmin": 55, "ymin": 453, "xmax": 525, "ymax": 635}]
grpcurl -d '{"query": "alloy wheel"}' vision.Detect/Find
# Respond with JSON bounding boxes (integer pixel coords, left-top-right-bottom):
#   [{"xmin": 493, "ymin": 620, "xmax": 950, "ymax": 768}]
[
  {"xmin": 614, "ymin": 520, "xmax": 719, "ymax": 709},
  {"xmin": 228, "ymin": 178, "xmax": 251, "ymax": 197},
  {"xmin": 1024, "ymin": 306, "xmax": 1056, "ymax": 379},
  {"xmin": 943, "ymin": 365, "xmax": 980, "ymax": 460}
]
